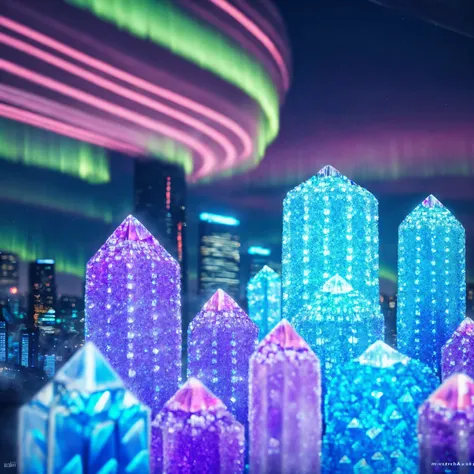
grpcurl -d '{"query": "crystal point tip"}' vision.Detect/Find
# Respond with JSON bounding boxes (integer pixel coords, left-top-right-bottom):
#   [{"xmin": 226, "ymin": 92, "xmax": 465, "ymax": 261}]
[
  {"xmin": 357, "ymin": 341, "xmax": 410, "ymax": 368},
  {"xmin": 204, "ymin": 289, "xmax": 238, "ymax": 312},
  {"xmin": 317, "ymin": 164, "xmax": 343, "ymax": 178},
  {"xmin": 113, "ymin": 214, "xmax": 156, "ymax": 243},
  {"xmin": 322, "ymin": 274, "xmax": 353, "ymax": 294},
  {"xmin": 428, "ymin": 373, "xmax": 474, "ymax": 411},
  {"xmin": 422, "ymin": 194, "xmax": 444, "ymax": 209},
  {"xmin": 261, "ymin": 319, "xmax": 311, "ymax": 350}
]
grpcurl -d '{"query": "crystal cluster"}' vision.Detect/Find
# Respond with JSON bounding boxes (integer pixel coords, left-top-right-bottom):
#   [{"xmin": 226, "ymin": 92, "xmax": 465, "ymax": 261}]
[
  {"xmin": 418, "ymin": 374, "xmax": 474, "ymax": 473},
  {"xmin": 294, "ymin": 274, "xmax": 382, "ymax": 389},
  {"xmin": 19, "ymin": 342, "xmax": 150, "ymax": 473},
  {"xmin": 442, "ymin": 317, "xmax": 474, "ymax": 380},
  {"xmin": 153, "ymin": 377, "xmax": 244, "ymax": 474},
  {"xmin": 86, "ymin": 215, "xmax": 181, "ymax": 413},
  {"xmin": 282, "ymin": 165, "xmax": 379, "ymax": 320},
  {"xmin": 249, "ymin": 320, "xmax": 321, "ymax": 474},
  {"xmin": 247, "ymin": 265, "xmax": 282, "ymax": 339},
  {"xmin": 187, "ymin": 289, "xmax": 258, "ymax": 424},
  {"xmin": 323, "ymin": 341, "xmax": 438, "ymax": 473},
  {"xmin": 398, "ymin": 195, "xmax": 466, "ymax": 373}
]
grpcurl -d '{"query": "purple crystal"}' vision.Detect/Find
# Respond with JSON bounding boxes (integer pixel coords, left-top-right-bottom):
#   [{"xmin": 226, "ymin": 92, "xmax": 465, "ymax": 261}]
[
  {"xmin": 442, "ymin": 317, "xmax": 474, "ymax": 380},
  {"xmin": 249, "ymin": 319, "xmax": 321, "ymax": 473},
  {"xmin": 154, "ymin": 377, "xmax": 244, "ymax": 474},
  {"xmin": 418, "ymin": 374, "xmax": 474, "ymax": 473},
  {"xmin": 187, "ymin": 289, "xmax": 258, "ymax": 425},
  {"xmin": 86, "ymin": 215, "xmax": 181, "ymax": 413}
]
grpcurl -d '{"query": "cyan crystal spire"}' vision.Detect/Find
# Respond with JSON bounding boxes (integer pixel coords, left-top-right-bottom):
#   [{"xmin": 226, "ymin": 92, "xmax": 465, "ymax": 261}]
[
  {"xmin": 85, "ymin": 215, "xmax": 181, "ymax": 413},
  {"xmin": 247, "ymin": 265, "xmax": 281, "ymax": 339},
  {"xmin": 19, "ymin": 342, "xmax": 150, "ymax": 474},
  {"xmin": 294, "ymin": 274, "xmax": 382, "ymax": 389},
  {"xmin": 187, "ymin": 289, "xmax": 258, "ymax": 425},
  {"xmin": 282, "ymin": 165, "xmax": 379, "ymax": 321},
  {"xmin": 249, "ymin": 320, "xmax": 321, "ymax": 473},
  {"xmin": 398, "ymin": 195, "xmax": 466, "ymax": 373},
  {"xmin": 323, "ymin": 341, "xmax": 438, "ymax": 474}
]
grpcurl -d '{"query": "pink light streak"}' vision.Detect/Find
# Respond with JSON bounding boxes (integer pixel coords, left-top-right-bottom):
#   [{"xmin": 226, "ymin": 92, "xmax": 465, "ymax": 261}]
[
  {"xmin": 210, "ymin": 0, "xmax": 290, "ymax": 91},
  {"xmin": 0, "ymin": 16, "xmax": 255, "ymax": 172}
]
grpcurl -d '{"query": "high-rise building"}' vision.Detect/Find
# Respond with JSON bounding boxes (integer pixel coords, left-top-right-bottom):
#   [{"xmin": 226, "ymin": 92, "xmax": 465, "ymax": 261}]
[
  {"xmin": 198, "ymin": 213, "xmax": 241, "ymax": 302},
  {"xmin": 28, "ymin": 259, "xmax": 57, "ymax": 329},
  {"xmin": 0, "ymin": 251, "xmax": 19, "ymax": 289},
  {"xmin": 380, "ymin": 294, "xmax": 397, "ymax": 347},
  {"xmin": 19, "ymin": 326, "xmax": 39, "ymax": 368},
  {"xmin": 248, "ymin": 246, "xmax": 272, "ymax": 279},
  {"xmin": 57, "ymin": 295, "xmax": 83, "ymax": 334},
  {"xmin": 0, "ymin": 312, "xmax": 8, "ymax": 363}
]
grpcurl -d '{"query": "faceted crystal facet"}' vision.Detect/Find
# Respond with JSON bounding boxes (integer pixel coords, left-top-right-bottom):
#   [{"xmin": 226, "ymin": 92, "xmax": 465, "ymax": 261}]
[
  {"xmin": 294, "ymin": 275, "xmax": 383, "ymax": 390},
  {"xmin": 323, "ymin": 341, "xmax": 438, "ymax": 474},
  {"xmin": 282, "ymin": 165, "xmax": 380, "ymax": 322},
  {"xmin": 187, "ymin": 290, "xmax": 258, "ymax": 425},
  {"xmin": 418, "ymin": 374, "xmax": 474, "ymax": 473},
  {"xmin": 86, "ymin": 215, "xmax": 181, "ymax": 413},
  {"xmin": 154, "ymin": 378, "xmax": 244, "ymax": 474},
  {"xmin": 249, "ymin": 320, "xmax": 321, "ymax": 473},
  {"xmin": 247, "ymin": 266, "xmax": 281, "ymax": 339},
  {"xmin": 398, "ymin": 196, "xmax": 466, "ymax": 374},
  {"xmin": 441, "ymin": 317, "xmax": 474, "ymax": 380},
  {"xmin": 19, "ymin": 342, "xmax": 150, "ymax": 474}
]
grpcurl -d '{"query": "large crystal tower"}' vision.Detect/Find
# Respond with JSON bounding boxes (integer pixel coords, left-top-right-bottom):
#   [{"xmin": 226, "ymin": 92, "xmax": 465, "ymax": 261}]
[
  {"xmin": 247, "ymin": 265, "xmax": 281, "ymax": 339},
  {"xmin": 19, "ymin": 342, "xmax": 150, "ymax": 473},
  {"xmin": 398, "ymin": 195, "xmax": 465, "ymax": 372},
  {"xmin": 323, "ymin": 341, "xmax": 438, "ymax": 474},
  {"xmin": 249, "ymin": 320, "xmax": 321, "ymax": 474},
  {"xmin": 282, "ymin": 165, "xmax": 379, "ymax": 320},
  {"xmin": 187, "ymin": 289, "xmax": 258, "ymax": 424},
  {"xmin": 86, "ymin": 215, "xmax": 181, "ymax": 412}
]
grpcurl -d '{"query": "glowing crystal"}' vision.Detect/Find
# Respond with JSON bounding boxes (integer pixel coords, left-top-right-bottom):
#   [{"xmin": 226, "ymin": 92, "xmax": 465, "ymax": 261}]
[
  {"xmin": 249, "ymin": 320, "xmax": 321, "ymax": 473},
  {"xmin": 187, "ymin": 289, "xmax": 258, "ymax": 424},
  {"xmin": 154, "ymin": 377, "xmax": 244, "ymax": 474},
  {"xmin": 19, "ymin": 342, "xmax": 150, "ymax": 473},
  {"xmin": 247, "ymin": 265, "xmax": 281, "ymax": 339},
  {"xmin": 442, "ymin": 317, "xmax": 474, "ymax": 380},
  {"xmin": 418, "ymin": 374, "xmax": 474, "ymax": 473},
  {"xmin": 398, "ymin": 195, "xmax": 466, "ymax": 373},
  {"xmin": 323, "ymin": 341, "xmax": 438, "ymax": 473},
  {"xmin": 85, "ymin": 215, "xmax": 181, "ymax": 413},
  {"xmin": 282, "ymin": 165, "xmax": 380, "ymax": 320}
]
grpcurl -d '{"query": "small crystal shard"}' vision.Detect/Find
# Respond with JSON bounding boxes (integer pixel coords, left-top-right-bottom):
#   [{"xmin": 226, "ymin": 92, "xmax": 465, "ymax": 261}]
[
  {"xmin": 317, "ymin": 164, "xmax": 343, "ymax": 178},
  {"xmin": 422, "ymin": 194, "xmax": 444, "ymax": 209}
]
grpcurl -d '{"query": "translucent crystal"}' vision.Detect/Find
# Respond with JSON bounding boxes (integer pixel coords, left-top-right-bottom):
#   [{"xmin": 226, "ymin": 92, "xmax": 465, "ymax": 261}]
[
  {"xmin": 19, "ymin": 342, "xmax": 150, "ymax": 473},
  {"xmin": 317, "ymin": 164, "xmax": 343, "ymax": 178},
  {"xmin": 86, "ymin": 215, "xmax": 181, "ymax": 413},
  {"xmin": 187, "ymin": 289, "xmax": 258, "ymax": 425},
  {"xmin": 247, "ymin": 265, "xmax": 281, "ymax": 339},
  {"xmin": 249, "ymin": 320, "xmax": 321, "ymax": 473},
  {"xmin": 154, "ymin": 378, "xmax": 244, "ymax": 474},
  {"xmin": 323, "ymin": 341, "xmax": 438, "ymax": 473}
]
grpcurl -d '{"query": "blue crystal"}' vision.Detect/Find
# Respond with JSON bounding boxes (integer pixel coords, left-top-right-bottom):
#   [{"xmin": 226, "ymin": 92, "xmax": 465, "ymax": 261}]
[{"xmin": 19, "ymin": 342, "xmax": 150, "ymax": 473}]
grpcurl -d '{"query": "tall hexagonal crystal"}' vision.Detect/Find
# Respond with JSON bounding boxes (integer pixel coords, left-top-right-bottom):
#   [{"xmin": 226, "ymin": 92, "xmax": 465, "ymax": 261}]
[
  {"xmin": 398, "ymin": 195, "xmax": 466, "ymax": 373},
  {"xmin": 247, "ymin": 265, "xmax": 281, "ymax": 339},
  {"xmin": 282, "ymin": 165, "xmax": 379, "ymax": 321},
  {"xmin": 323, "ymin": 341, "xmax": 438, "ymax": 473},
  {"xmin": 249, "ymin": 320, "xmax": 321, "ymax": 474},
  {"xmin": 294, "ymin": 274, "xmax": 382, "ymax": 389},
  {"xmin": 19, "ymin": 342, "xmax": 150, "ymax": 473},
  {"xmin": 418, "ymin": 374, "xmax": 474, "ymax": 473},
  {"xmin": 442, "ymin": 317, "xmax": 474, "ymax": 380},
  {"xmin": 187, "ymin": 289, "xmax": 258, "ymax": 424},
  {"xmin": 154, "ymin": 377, "xmax": 244, "ymax": 474},
  {"xmin": 86, "ymin": 215, "xmax": 181, "ymax": 413}
]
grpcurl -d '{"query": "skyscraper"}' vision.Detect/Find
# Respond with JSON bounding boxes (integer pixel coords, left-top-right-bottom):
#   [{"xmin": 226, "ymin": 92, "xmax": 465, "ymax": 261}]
[
  {"xmin": 0, "ymin": 312, "xmax": 8, "ymax": 363},
  {"xmin": 19, "ymin": 326, "xmax": 39, "ymax": 368},
  {"xmin": 198, "ymin": 213, "xmax": 241, "ymax": 302},
  {"xmin": 57, "ymin": 295, "xmax": 83, "ymax": 334},
  {"xmin": 28, "ymin": 259, "xmax": 57, "ymax": 329},
  {"xmin": 248, "ymin": 246, "xmax": 272, "ymax": 279},
  {"xmin": 0, "ymin": 251, "xmax": 19, "ymax": 290}
]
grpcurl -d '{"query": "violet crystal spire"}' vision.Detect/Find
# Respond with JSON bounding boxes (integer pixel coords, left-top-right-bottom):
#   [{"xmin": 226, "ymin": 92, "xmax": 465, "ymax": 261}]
[
  {"xmin": 249, "ymin": 319, "xmax": 321, "ymax": 474},
  {"xmin": 154, "ymin": 377, "xmax": 244, "ymax": 474},
  {"xmin": 187, "ymin": 289, "xmax": 258, "ymax": 424},
  {"xmin": 418, "ymin": 374, "xmax": 474, "ymax": 473},
  {"xmin": 86, "ymin": 215, "xmax": 181, "ymax": 413},
  {"xmin": 442, "ymin": 317, "xmax": 474, "ymax": 380}
]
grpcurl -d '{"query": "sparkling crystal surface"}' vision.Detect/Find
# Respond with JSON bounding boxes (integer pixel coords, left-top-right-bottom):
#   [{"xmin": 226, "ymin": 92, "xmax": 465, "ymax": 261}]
[
  {"xmin": 442, "ymin": 317, "xmax": 474, "ymax": 380},
  {"xmin": 19, "ymin": 342, "xmax": 150, "ymax": 474},
  {"xmin": 294, "ymin": 275, "xmax": 383, "ymax": 390},
  {"xmin": 247, "ymin": 265, "xmax": 281, "ymax": 340},
  {"xmin": 323, "ymin": 341, "xmax": 438, "ymax": 473},
  {"xmin": 249, "ymin": 320, "xmax": 321, "ymax": 473},
  {"xmin": 187, "ymin": 290, "xmax": 258, "ymax": 425},
  {"xmin": 282, "ymin": 165, "xmax": 380, "ymax": 321},
  {"xmin": 154, "ymin": 378, "xmax": 244, "ymax": 474},
  {"xmin": 398, "ymin": 196, "xmax": 466, "ymax": 373},
  {"xmin": 86, "ymin": 215, "xmax": 181, "ymax": 413},
  {"xmin": 418, "ymin": 374, "xmax": 474, "ymax": 473}
]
